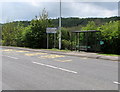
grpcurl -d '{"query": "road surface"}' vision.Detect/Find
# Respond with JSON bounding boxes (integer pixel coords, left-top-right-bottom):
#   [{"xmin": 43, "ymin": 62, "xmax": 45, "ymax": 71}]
[{"xmin": 1, "ymin": 47, "xmax": 119, "ymax": 90}]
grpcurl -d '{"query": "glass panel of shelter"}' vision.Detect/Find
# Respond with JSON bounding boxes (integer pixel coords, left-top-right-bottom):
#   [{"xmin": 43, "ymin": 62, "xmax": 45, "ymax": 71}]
[{"xmin": 71, "ymin": 30, "xmax": 101, "ymax": 52}]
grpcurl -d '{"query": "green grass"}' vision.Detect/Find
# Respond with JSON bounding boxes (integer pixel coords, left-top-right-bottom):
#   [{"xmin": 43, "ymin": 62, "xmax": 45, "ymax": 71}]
[
  {"xmin": 42, "ymin": 48, "xmax": 70, "ymax": 52},
  {"xmin": 97, "ymin": 53, "xmax": 120, "ymax": 56},
  {"xmin": 42, "ymin": 48, "xmax": 120, "ymax": 56}
]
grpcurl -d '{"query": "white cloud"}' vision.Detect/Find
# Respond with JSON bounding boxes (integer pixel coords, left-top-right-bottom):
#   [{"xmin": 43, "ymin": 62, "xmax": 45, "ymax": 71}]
[
  {"xmin": 61, "ymin": 2, "xmax": 118, "ymax": 18},
  {"xmin": 62, "ymin": 0, "xmax": 119, "ymax": 2},
  {"xmin": 30, "ymin": 0, "xmax": 40, "ymax": 7},
  {"xmin": 0, "ymin": 2, "xmax": 118, "ymax": 23},
  {"xmin": 0, "ymin": 0, "xmax": 119, "ymax": 2},
  {"xmin": 0, "ymin": 0, "xmax": 59, "ymax": 2}
]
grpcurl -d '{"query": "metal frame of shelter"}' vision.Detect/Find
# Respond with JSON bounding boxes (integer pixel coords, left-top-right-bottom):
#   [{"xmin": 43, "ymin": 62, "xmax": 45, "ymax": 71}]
[{"xmin": 71, "ymin": 30, "xmax": 101, "ymax": 52}]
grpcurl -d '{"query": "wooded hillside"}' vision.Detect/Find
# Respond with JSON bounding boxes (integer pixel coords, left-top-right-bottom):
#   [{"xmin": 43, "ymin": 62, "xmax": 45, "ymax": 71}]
[{"xmin": 1, "ymin": 15, "xmax": 120, "ymax": 54}]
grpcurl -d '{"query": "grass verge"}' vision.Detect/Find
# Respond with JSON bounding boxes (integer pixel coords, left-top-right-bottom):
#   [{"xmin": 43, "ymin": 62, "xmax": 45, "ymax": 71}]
[
  {"xmin": 97, "ymin": 53, "xmax": 120, "ymax": 56},
  {"xmin": 42, "ymin": 48, "xmax": 70, "ymax": 52}
]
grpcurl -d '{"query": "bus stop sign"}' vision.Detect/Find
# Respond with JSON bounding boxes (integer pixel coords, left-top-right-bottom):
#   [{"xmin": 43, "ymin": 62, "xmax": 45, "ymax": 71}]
[{"xmin": 46, "ymin": 28, "xmax": 57, "ymax": 34}]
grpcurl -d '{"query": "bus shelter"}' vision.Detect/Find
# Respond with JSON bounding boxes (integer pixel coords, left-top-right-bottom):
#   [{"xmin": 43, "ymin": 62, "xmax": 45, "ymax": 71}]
[{"xmin": 71, "ymin": 30, "xmax": 101, "ymax": 52}]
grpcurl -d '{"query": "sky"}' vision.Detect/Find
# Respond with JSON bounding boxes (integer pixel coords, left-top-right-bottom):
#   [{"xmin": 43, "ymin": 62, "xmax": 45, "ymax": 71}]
[{"xmin": 0, "ymin": 0, "xmax": 119, "ymax": 23}]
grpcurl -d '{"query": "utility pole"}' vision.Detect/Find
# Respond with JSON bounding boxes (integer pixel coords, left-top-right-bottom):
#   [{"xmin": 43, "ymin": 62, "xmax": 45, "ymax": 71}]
[{"xmin": 59, "ymin": 0, "xmax": 61, "ymax": 50}]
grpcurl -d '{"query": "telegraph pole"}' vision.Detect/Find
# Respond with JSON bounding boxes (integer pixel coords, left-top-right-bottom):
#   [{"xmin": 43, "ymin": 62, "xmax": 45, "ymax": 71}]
[{"xmin": 59, "ymin": 0, "xmax": 61, "ymax": 50}]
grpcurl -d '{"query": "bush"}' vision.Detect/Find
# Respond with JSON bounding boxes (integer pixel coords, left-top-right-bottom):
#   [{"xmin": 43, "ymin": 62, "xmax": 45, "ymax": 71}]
[
  {"xmin": 62, "ymin": 40, "xmax": 71, "ymax": 50},
  {"xmin": 99, "ymin": 21, "xmax": 119, "ymax": 54}
]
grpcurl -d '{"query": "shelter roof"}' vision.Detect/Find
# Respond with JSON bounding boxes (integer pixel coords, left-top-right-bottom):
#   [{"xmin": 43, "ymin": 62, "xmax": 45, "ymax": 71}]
[{"xmin": 71, "ymin": 30, "xmax": 100, "ymax": 33}]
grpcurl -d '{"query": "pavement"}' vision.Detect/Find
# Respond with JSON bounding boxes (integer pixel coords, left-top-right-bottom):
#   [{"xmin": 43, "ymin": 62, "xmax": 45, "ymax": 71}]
[
  {"xmin": 0, "ymin": 46, "xmax": 119, "ymax": 90},
  {"xmin": 1, "ymin": 46, "xmax": 119, "ymax": 61}
]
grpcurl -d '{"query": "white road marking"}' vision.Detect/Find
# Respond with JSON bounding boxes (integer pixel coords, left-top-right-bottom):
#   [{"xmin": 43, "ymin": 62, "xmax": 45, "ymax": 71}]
[
  {"xmin": 3, "ymin": 55, "xmax": 19, "ymax": 59},
  {"xmin": 45, "ymin": 64, "xmax": 57, "ymax": 69},
  {"xmin": 33, "ymin": 62, "xmax": 45, "ymax": 65},
  {"xmin": 32, "ymin": 61, "xmax": 77, "ymax": 74},
  {"xmin": 58, "ymin": 67, "xmax": 77, "ymax": 74},
  {"xmin": 113, "ymin": 81, "xmax": 120, "ymax": 85}
]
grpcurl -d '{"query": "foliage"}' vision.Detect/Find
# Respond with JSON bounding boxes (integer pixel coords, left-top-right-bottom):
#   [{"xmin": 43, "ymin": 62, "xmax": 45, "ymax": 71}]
[
  {"xmin": 99, "ymin": 21, "xmax": 119, "ymax": 40},
  {"xmin": 99, "ymin": 21, "xmax": 119, "ymax": 54},
  {"xmin": 2, "ymin": 22, "xmax": 22, "ymax": 46},
  {"xmin": 0, "ymin": 24, "xmax": 2, "ymax": 45},
  {"xmin": 1, "ymin": 13, "xmax": 119, "ymax": 54},
  {"xmin": 60, "ymin": 27, "xmax": 72, "ymax": 50},
  {"xmin": 61, "ymin": 28, "xmax": 70, "ymax": 40},
  {"xmin": 21, "ymin": 25, "xmax": 32, "ymax": 47},
  {"xmin": 81, "ymin": 21, "xmax": 97, "ymax": 30},
  {"xmin": 61, "ymin": 40, "xmax": 71, "ymax": 50},
  {"xmin": 10, "ymin": 16, "xmax": 119, "ymax": 28},
  {"xmin": 23, "ymin": 8, "xmax": 51, "ymax": 48},
  {"xmin": 51, "ymin": 16, "xmax": 119, "ymax": 27}
]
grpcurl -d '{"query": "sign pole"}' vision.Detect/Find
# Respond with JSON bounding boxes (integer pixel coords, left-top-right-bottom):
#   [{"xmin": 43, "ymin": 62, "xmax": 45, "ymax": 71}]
[
  {"xmin": 54, "ymin": 33, "xmax": 56, "ymax": 48},
  {"xmin": 47, "ymin": 33, "xmax": 49, "ymax": 49},
  {"xmin": 46, "ymin": 28, "xmax": 57, "ymax": 49},
  {"xmin": 59, "ymin": 0, "xmax": 61, "ymax": 50}
]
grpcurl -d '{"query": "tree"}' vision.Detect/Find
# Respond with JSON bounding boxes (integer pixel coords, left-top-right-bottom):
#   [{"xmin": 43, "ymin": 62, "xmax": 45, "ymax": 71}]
[
  {"xmin": 2, "ymin": 22, "xmax": 16, "ymax": 46},
  {"xmin": 61, "ymin": 28, "xmax": 71, "ymax": 49},
  {"xmin": 81, "ymin": 21, "xmax": 97, "ymax": 30},
  {"xmin": 14, "ymin": 22, "xmax": 24, "ymax": 46},
  {"xmin": 99, "ymin": 21, "xmax": 119, "ymax": 54},
  {"xmin": 2, "ymin": 22, "xmax": 24, "ymax": 46},
  {"xmin": 24, "ymin": 8, "xmax": 51, "ymax": 48}
]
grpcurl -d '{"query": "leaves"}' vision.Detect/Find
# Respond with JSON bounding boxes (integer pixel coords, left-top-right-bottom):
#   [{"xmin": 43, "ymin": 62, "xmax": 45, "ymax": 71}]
[{"xmin": 1, "ymin": 12, "xmax": 119, "ymax": 54}]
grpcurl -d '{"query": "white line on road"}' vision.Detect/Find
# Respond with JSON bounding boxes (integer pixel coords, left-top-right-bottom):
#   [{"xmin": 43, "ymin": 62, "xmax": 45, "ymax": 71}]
[
  {"xmin": 45, "ymin": 64, "xmax": 57, "ymax": 69},
  {"xmin": 58, "ymin": 67, "xmax": 77, "ymax": 74},
  {"xmin": 33, "ymin": 62, "xmax": 45, "ymax": 66},
  {"xmin": 32, "ymin": 61, "xmax": 77, "ymax": 74},
  {"xmin": 113, "ymin": 81, "xmax": 120, "ymax": 85},
  {"xmin": 3, "ymin": 55, "xmax": 19, "ymax": 59}
]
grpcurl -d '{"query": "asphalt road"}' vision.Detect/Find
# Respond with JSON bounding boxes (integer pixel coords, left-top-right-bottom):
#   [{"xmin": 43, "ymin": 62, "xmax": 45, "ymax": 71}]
[{"xmin": 1, "ymin": 48, "xmax": 119, "ymax": 90}]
